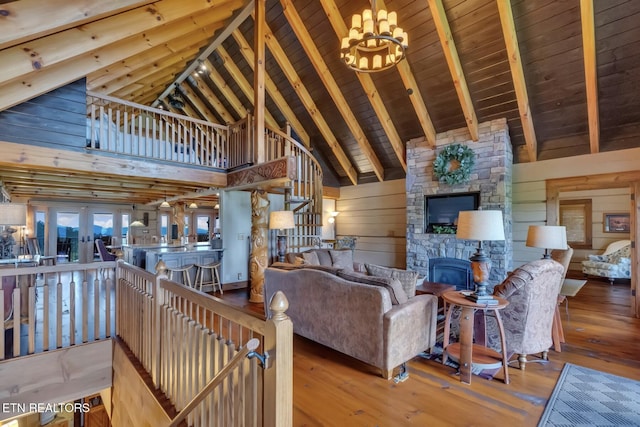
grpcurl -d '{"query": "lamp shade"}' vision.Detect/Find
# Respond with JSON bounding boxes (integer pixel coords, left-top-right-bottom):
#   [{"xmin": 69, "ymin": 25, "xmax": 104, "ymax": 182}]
[
  {"xmin": 130, "ymin": 220, "xmax": 145, "ymax": 227},
  {"xmin": 269, "ymin": 210, "xmax": 295, "ymax": 230},
  {"xmin": 160, "ymin": 200, "xmax": 171, "ymax": 208},
  {"xmin": 526, "ymin": 225, "xmax": 567, "ymax": 250},
  {"xmin": 0, "ymin": 203, "xmax": 27, "ymax": 226},
  {"xmin": 456, "ymin": 210, "xmax": 505, "ymax": 241}
]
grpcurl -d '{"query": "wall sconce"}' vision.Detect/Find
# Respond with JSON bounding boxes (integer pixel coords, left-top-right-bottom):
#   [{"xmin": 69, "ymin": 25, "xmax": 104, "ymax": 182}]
[{"xmin": 328, "ymin": 211, "xmax": 340, "ymax": 224}]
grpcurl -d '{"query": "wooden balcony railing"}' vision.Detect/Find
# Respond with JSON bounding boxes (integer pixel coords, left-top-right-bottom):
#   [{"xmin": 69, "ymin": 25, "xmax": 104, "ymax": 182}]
[
  {"xmin": 116, "ymin": 261, "xmax": 293, "ymax": 427},
  {"xmin": 86, "ymin": 91, "xmax": 230, "ymax": 169},
  {"xmin": 0, "ymin": 261, "xmax": 116, "ymax": 360}
]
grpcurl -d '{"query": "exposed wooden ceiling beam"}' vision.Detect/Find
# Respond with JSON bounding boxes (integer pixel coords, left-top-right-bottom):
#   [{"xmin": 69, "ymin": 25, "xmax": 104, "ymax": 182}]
[
  {"xmin": 1, "ymin": 0, "xmax": 238, "ymax": 87},
  {"xmin": 373, "ymin": 0, "xmax": 437, "ymax": 148},
  {"xmin": 320, "ymin": 0, "xmax": 407, "ymax": 172},
  {"xmin": 0, "ymin": 0, "xmax": 156, "ymax": 50},
  {"xmin": 111, "ymin": 64, "xmax": 184, "ymax": 100},
  {"xmin": 106, "ymin": 48, "xmax": 200, "ymax": 96},
  {"xmin": 262, "ymin": 20, "xmax": 359, "ymax": 185},
  {"xmin": 0, "ymin": 4, "xmax": 240, "ymax": 111},
  {"xmin": 496, "ymin": 0, "xmax": 538, "ymax": 162},
  {"xmin": 427, "ymin": 0, "xmax": 479, "ymax": 141},
  {"xmin": 174, "ymin": 80, "xmax": 222, "ymax": 124},
  {"xmin": 187, "ymin": 75, "xmax": 236, "ymax": 124},
  {"xmin": 212, "ymin": 49, "xmax": 280, "ymax": 129},
  {"xmin": 90, "ymin": 45, "xmax": 202, "ymax": 94},
  {"xmin": 86, "ymin": 26, "xmax": 219, "ymax": 91},
  {"xmin": 203, "ymin": 60, "xmax": 249, "ymax": 119},
  {"xmin": 280, "ymin": 0, "xmax": 385, "ymax": 182},
  {"xmin": 230, "ymin": 30, "xmax": 312, "ymax": 148},
  {"xmin": 580, "ymin": 0, "xmax": 600, "ymax": 154},
  {"xmin": 153, "ymin": 0, "xmax": 255, "ymax": 104}
]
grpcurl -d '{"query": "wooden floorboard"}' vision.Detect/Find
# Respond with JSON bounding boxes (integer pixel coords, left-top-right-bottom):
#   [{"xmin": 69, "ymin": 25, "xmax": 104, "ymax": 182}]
[{"xmin": 214, "ymin": 274, "xmax": 640, "ymax": 426}]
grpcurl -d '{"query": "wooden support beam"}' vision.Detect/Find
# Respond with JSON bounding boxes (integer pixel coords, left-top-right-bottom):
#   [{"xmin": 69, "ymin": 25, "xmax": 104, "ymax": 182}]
[
  {"xmin": 211, "ymin": 50, "xmax": 279, "ymax": 129},
  {"xmin": 188, "ymin": 75, "xmax": 236, "ymax": 124},
  {"xmin": 0, "ymin": 2, "xmax": 241, "ymax": 111},
  {"xmin": 280, "ymin": 0, "xmax": 385, "ymax": 182},
  {"xmin": 230, "ymin": 30, "xmax": 312, "ymax": 148},
  {"xmin": 427, "ymin": 0, "xmax": 479, "ymax": 141},
  {"xmin": 261, "ymin": 22, "xmax": 359, "ymax": 185},
  {"xmin": 87, "ymin": 26, "xmax": 219, "ymax": 91},
  {"xmin": 0, "ymin": 140, "xmax": 226, "ymax": 190},
  {"xmin": 110, "ymin": 64, "xmax": 184, "ymax": 100},
  {"xmin": 580, "ymin": 0, "xmax": 600, "ymax": 154},
  {"xmin": 254, "ymin": 0, "xmax": 266, "ymax": 165},
  {"xmin": 0, "ymin": 0, "xmax": 156, "ymax": 50},
  {"xmin": 376, "ymin": 0, "xmax": 437, "ymax": 147},
  {"xmin": 0, "ymin": 0, "xmax": 238, "ymax": 87},
  {"xmin": 101, "ymin": 47, "xmax": 200, "ymax": 96},
  {"xmin": 320, "ymin": 0, "xmax": 407, "ymax": 172},
  {"xmin": 177, "ymin": 80, "xmax": 222, "ymax": 124},
  {"xmin": 496, "ymin": 0, "xmax": 538, "ymax": 162},
  {"xmin": 153, "ymin": 0, "xmax": 255, "ymax": 105}
]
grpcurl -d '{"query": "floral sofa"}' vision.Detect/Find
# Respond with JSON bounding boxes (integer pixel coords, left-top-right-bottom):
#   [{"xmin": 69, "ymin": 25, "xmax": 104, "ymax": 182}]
[{"xmin": 581, "ymin": 240, "xmax": 631, "ymax": 284}]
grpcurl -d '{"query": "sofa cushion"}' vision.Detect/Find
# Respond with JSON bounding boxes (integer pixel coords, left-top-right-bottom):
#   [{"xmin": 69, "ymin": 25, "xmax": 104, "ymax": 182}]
[
  {"xmin": 330, "ymin": 249, "xmax": 354, "ymax": 271},
  {"xmin": 302, "ymin": 251, "xmax": 320, "ymax": 265},
  {"xmin": 314, "ymin": 249, "xmax": 333, "ymax": 266},
  {"xmin": 365, "ymin": 263, "xmax": 418, "ymax": 298},
  {"xmin": 337, "ymin": 270, "xmax": 408, "ymax": 304}
]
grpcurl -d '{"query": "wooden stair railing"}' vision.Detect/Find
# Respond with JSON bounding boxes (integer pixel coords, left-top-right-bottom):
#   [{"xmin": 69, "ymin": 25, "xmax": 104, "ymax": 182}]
[
  {"xmin": 168, "ymin": 338, "xmax": 260, "ymax": 427},
  {"xmin": 262, "ymin": 123, "xmax": 324, "ymax": 252}
]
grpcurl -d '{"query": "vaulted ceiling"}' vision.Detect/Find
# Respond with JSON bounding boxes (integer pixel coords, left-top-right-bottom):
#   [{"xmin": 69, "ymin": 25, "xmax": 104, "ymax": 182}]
[{"xmin": 1, "ymin": 0, "xmax": 639, "ymax": 198}]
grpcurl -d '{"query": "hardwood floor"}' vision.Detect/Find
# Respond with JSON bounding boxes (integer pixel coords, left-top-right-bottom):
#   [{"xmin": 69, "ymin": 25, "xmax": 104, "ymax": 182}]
[{"xmin": 216, "ymin": 275, "xmax": 640, "ymax": 426}]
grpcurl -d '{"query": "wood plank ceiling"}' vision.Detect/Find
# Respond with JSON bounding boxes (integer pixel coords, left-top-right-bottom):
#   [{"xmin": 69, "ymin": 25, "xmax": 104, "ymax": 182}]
[{"xmin": 0, "ymin": 0, "xmax": 639, "ymax": 202}]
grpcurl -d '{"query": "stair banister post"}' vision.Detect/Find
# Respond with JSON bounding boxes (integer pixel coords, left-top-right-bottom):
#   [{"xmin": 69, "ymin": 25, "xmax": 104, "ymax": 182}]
[
  {"xmin": 264, "ymin": 291, "xmax": 293, "ymax": 427},
  {"xmin": 153, "ymin": 260, "xmax": 168, "ymax": 386}
]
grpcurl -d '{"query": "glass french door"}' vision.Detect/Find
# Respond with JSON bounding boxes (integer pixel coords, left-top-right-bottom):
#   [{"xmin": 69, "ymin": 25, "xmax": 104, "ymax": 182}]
[{"xmin": 50, "ymin": 207, "xmax": 119, "ymax": 263}]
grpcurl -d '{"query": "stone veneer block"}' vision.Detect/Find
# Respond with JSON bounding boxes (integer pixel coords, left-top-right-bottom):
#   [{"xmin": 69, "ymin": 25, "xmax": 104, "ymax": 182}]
[{"xmin": 405, "ymin": 119, "xmax": 513, "ymax": 288}]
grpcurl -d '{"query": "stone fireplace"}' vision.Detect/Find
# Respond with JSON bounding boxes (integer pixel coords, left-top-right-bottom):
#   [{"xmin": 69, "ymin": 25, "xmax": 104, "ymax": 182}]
[{"xmin": 406, "ymin": 119, "xmax": 513, "ymax": 289}]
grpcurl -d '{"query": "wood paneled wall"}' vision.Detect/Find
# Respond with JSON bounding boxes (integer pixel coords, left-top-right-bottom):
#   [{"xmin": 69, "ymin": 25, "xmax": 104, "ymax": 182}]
[
  {"xmin": 111, "ymin": 340, "xmax": 171, "ymax": 427},
  {"xmin": 0, "ymin": 78, "xmax": 86, "ymax": 150},
  {"xmin": 512, "ymin": 147, "xmax": 640, "ymax": 269},
  {"xmin": 336, "ymin": 179, "xmax": 406, "ymax": 268}
]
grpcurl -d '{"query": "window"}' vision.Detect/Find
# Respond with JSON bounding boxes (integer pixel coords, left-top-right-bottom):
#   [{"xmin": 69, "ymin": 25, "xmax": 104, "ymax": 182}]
[
  {"xmin": 160, "ymin": 214, "xmax": 169, "ymax": 239},
  {"xmin": 559, "ymin": 199, "xmax": 592, "ymax": 249},
  {"xmin": 196, "ymin": 215, "xmax": 211, "ymax": 241}
]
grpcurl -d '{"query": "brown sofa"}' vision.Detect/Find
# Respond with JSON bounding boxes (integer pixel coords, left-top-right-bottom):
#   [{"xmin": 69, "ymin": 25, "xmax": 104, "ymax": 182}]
[{"xmin": 264, "ymin": 264, "xmax": 438, "ymax": 379}]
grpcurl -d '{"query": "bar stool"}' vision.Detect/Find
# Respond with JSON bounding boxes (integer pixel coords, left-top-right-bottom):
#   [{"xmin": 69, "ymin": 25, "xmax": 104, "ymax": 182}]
[
  {"xmin": 194, "ymin": 262, "xmax": 222, "ymax": 293},
  {"xmin": 167, "ymin": 264, "xmax": 194, "ymax": 288}
]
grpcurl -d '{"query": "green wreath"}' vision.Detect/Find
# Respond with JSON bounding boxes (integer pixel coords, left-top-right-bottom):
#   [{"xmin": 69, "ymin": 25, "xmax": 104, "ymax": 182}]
[{"xmin": 433, "ymin": 144, "xmax": 475, "ymax": 185}]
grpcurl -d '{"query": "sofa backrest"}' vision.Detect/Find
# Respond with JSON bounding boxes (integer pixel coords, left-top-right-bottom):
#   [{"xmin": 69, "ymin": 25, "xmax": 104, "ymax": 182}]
[{"xmin": 603, "ymin": 240, "xmax": 631, "ymax": 255}]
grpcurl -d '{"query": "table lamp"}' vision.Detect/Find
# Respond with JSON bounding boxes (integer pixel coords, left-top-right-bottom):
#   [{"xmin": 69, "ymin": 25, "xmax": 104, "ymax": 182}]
[
  {"xmin": 0, "ymin": 203, "xmax": 27, "ymax": 259},
  {"xmin": 456, "ymin": 210, "xmax": 505, "ymax": 305},
  {"xmin": 269, "ymin": 210, "xmax": 295, "ymax": 262},
  {"xmin": 525, "ymin": 225, "xmax": 567, "ymax": 259}
]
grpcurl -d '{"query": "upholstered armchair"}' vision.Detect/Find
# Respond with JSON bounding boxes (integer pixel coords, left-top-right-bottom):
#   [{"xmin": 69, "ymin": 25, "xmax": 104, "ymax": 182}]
[
  {"xmin": 581, "ymin": 240, "xmax": 631, "ymax": 284},
  {"xmin": 486, "ymin": 259, "xmax": 565, "ymax": 370}
]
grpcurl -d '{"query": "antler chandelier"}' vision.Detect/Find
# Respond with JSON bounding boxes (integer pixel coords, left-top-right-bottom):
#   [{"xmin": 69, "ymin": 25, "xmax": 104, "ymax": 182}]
[{"xmin": 340, "ymin": 0, "xmax": 408, "ymax": 73}]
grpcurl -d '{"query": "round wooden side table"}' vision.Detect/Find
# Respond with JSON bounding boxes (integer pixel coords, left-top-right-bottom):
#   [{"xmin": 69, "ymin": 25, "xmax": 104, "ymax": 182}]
[{"xmin": 441, "ymin": 290, "xmax": 510, "ymax": 385}]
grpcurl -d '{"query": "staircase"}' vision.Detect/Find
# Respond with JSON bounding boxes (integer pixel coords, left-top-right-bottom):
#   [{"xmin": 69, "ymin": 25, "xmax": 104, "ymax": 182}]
[{"xmin": 262, "ymin": 123, "xmax": 323, "ymax": 252}]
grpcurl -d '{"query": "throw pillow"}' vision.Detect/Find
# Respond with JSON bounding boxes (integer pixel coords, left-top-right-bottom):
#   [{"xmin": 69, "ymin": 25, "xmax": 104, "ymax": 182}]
[
  {"xmin": 302, "ymin": 251, "xmax": 320, "ymax": 265},
  {"xmin": 330, "ymin": 249, "xmax": 354, "ymax": 271},
  {"xmin": 365, "ymin": 263, "xmax": 418, "ymax": 298},
  {"xmin": 337, "ymin": 270, "xmax": 408, "ymax": 304}
]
